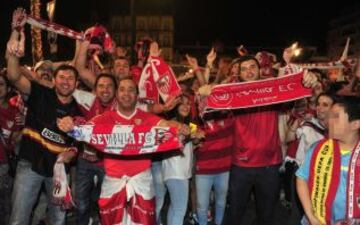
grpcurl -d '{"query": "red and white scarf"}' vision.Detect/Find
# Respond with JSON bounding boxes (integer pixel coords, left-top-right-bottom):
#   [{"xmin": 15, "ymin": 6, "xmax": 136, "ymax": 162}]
[
  {"xmin": 308, "ymin": 139, "xmax": 360, "ymax": 225},
  {"xmin": 346, "ymin": 140, "xmax": 360, "ymax": 224},
  {"xmin": 52, "ymin": 161, "xmax": 75, "ymax": 210},
  {"xmin": 308, "ymin": 139, "xmax": 341, "ymax": 225},
  {"xmin": 138, "ymin": 56, "xmax": 181, "ymax": 105},
  {"xmin": 98, "ymin": 170, "xmax": 155, "ymax": 225},
  {"xmin": 69, "ymin": 124, "xmax": 182, "ymax": 156},
  {"xmin": 199, "ymin": 70, "xmax": 312, "ymax": 115},
  {"xmin": 25, "ymin": 15, "xmax": 83, "ymax": 40},
  {"xmin": 297, "ymin": 58, "xmax": 357, "ymax": 70}
]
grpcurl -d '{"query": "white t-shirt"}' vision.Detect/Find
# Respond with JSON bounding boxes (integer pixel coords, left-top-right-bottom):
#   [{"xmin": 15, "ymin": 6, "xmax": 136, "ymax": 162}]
[
  {"xmin": 72, "ymin": 89, "xmax": 96, "ymax": 111},
  {"xmin": 295, "ymin": 118, "xmax": 325, "ymax": 165},
  {"xmin": 161, "ymin": 141, "xmax": 193, "ymax": 181}
]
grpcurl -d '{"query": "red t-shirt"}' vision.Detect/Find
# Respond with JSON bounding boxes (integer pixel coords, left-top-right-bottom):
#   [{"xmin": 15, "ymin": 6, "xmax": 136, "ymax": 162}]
[
  {"xmin": 196, "ymin": 117, "xmax": 233, "ymax": 174},
  {"xmin": 81, "ymin": 98, "xmax": 115, "ymax": 120},
  {"xmin": 73, "ymin": 89, "xmax": 116, "ymax": 166},
  {"xmin": 233, "ymin": 106, "xmax": 282, "ymax": 167},
  {"xmin": 0, "ymin": 104, "xmax": 21, "ymax": 163},
  {"xmin": 73, "ymin": 89, "xmax": 115, "ymax": 120},
  {"xmin": 91, "ymin": 109, "xmax": 161, "ymax": 177},
  {"xmin": 130, "ymin": 65, "xmax": 142, "ymax": 85}
]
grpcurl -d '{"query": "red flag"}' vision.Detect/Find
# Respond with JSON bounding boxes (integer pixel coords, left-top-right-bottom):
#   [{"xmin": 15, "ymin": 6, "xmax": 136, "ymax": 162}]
[{"xmin": 150, "ymin": 56, "xmax": 182, "ymax": 104}]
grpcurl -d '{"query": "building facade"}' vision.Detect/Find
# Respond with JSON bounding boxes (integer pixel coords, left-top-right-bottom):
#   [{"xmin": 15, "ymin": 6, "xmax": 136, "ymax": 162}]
[
  {"xmin": 327, "ymin": 4, "xmax": 360, "ymax": 60},
  {"xmin": 110, "ymin": 15, "xmax": 174, "ymax": 61}
]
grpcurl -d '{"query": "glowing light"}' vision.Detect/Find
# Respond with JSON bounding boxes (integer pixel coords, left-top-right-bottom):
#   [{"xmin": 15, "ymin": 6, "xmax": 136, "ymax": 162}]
[
  {"xmin": 294, "ymin": 48, "xmax": 302, "ymax": 57},
  {"xmin": 291, "ymin": 42, "xmax": 298, "ymax": 50}
]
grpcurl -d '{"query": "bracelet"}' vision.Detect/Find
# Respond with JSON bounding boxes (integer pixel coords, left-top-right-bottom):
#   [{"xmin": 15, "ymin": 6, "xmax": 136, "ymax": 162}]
[{"xmin": 205, "ymin": 64, "xmax": 213, "ymax": 70}]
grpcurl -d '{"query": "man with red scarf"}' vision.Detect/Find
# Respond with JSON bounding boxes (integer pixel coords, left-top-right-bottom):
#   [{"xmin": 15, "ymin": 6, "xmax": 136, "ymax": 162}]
[
  {"xmin": 228, "ymin": 55, "xmax": 318, "ymax": 225},
  {"xmin": 58, "ymin": 78, "xmax": 189, "ymax": 225}
]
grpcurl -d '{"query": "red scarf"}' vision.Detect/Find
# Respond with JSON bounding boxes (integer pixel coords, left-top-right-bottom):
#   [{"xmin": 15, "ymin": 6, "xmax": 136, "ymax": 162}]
[
  {"xmin": 346, "ymin": 139, "xmax": 360, "ymax": 223},
  {"xmin": 308, "ymin": 139, "xmax": 360, "ymax": 224},
  {"xmin": 52, "ymin": 161, "xmax": 75, "ymax": 210},
  {"xmin": 199, "ymin": 71, "xmax": 312, "ymax": 115},
  {"xmin": 138, "ymin": 56, "xmax": 181, "ymax": 105},
  {"xmin": 308, "ymin": 139, "xmax": 341, "ymax": 225},
  {"xmin": 69, "ymin": 124, "xmax": 181, "ymax": 156}
]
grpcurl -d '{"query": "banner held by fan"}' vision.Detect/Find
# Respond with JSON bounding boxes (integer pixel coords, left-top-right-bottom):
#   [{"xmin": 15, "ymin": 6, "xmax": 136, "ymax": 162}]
[
  {"xmin": 199, "ymin": 70, "xmax": 312, "ymax": 115},
  {"xmin": 69, "ymin": 124, "xmax": 182, "ymax": 156},
  {"xmin": 150, "ymin": 56, "xmax": 182, "ymax": 104},
  {"xmin": 138, "ymin": 56, "xmax": 182, "ymax": 105}
]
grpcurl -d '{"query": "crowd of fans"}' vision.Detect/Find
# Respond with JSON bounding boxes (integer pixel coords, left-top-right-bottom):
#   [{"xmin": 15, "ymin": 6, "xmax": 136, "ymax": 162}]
[{"xmin": 0, "ymin": 7, "xmax": 360, "ymax": 225}]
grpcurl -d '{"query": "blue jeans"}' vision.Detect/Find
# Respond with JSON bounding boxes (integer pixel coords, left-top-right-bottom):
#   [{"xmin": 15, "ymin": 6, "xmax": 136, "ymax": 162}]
[
  {"xmin": 31, "ymin": 190, "xmax": 47, "ymax": 225},
  {"xmin": 151, "ymin": 161, "xmax": 166, "ymax": 224},
  {"xmin": 195, "ymin": 172, "xmax": 230, "ymax": 225},
  {"xmin": 228, "ymin": 165, "xmax": 280, "ymax": 225},
  {"xmin": 165, "ymin": 179, "xmax": 189, "ymax": 225},
  {"xmin": 75, "ymin": 158, "xmax": 105, "ymax": 225},
  {"xmin": 9, "ymin": 159, "xmax": 66, "ymax": 225},
  {"xmin": 0, "ymin": 164, "xmax": 13, "ymax": 225}
]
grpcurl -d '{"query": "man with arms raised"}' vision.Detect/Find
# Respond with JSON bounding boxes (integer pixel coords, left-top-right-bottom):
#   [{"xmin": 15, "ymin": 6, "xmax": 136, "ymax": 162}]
[{"xmin": 6, "ymin": 15, "xmax": 81, "ymax": 224}]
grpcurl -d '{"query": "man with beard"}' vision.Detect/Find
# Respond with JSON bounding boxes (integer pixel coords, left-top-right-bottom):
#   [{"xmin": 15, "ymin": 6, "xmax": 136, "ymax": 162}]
[
  {"xmin": 6, "ymin": 25, "xmax": 81, "ymax": 225},
  {"xmin": 72, "ymin": 73, "xmax": 117, "ymax": 225},
  {"xmin": 228, "ymin": 55, "xmax": 318, "ymax": 225}
]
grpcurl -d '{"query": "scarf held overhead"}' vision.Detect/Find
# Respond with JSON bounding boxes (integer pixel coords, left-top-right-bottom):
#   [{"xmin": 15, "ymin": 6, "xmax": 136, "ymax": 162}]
[
  {"xmin": 198, "ymin": 70, "xmax": 312, "ymax": 115},
  {"xmin": 138, "ymin": 56, "xmax": 181, "ymax": 105},
  {"xmin": 69, "ymin": 124, "xmax": 181, "ymax": 155}
]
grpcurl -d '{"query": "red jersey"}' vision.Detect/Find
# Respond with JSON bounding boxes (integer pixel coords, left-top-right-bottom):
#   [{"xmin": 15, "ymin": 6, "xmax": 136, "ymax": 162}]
[
  {"xmin": 73, "ymin": 89, "xmax": 116, "ymax": 165},
  {"xmin": 91, "ymin": 109, "xmax": 161, "ymax": 177},
  {"xmin": 233, "ymin": 106, "xmax": 282, "ymax": 167},
  {"xmin": 73, "ymin": 89, "xmax": 115, "ymax": 120},
  {"xmin": 196, "ymin": 117, "xmax": 233, "ymax": 174},
  {"xmin": 0, "ymin": 104, "xmax": 21, "ymax": 163},
  {"xmin": 130, "ymin": 65, "xmax": 142, "ymax": 85}
]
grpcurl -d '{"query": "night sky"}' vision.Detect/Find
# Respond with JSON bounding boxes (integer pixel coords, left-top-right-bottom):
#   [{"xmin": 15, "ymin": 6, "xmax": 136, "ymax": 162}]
[{"xmin": 0, "ymin": 0, "xmax": 359, "ymax": 65}]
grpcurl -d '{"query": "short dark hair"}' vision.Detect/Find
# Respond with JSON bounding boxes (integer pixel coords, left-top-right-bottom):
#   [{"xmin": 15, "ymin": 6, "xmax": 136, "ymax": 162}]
[
  {"xmin": 114, "ymin": 56, "xmax": 129, "ymax": 62},
  {"xmin": 237, "ymin": 55, "xmax": 260, "ymax": 69},
  {"xmin": 315, "ymin": 92, "xmax": 339, "ymax": 105},
  {"xmin": 95, "ymin": 73, "xmax": 118, "ymax": 90},
  {"xmin": 112, "ymin": 56, "xmax": 130, "ymax": 68},
  {"xmin": 118, "ymin": 77, "xmax": 139, "ymax": 94},
  {"xmin": 53, "ymin": 64, "xmax": 79, "ymax": 79},
  {"xmin": 335, "ymin": 96, "xmax": 360, "ymax": 122}
]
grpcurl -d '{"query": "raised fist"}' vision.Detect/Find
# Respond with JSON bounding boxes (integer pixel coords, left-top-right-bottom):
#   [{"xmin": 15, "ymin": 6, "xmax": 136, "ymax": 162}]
[{"xmin": 12, "ymin": 8, "xmax": 27, "ymax": 31}]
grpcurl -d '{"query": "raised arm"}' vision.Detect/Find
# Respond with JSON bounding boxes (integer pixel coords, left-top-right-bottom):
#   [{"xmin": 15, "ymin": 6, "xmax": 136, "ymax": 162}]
[
  {"xmin": 205, "ymin": 48, "xmax": 217, "ymax": 84},
  {"xmin": 6, "ymin": 22, "xmax": 31, "ymax": 95},
  {"xmin": 75, "ymin": 40, "xmax": 96, "ymax": 89},
  {"xmin": 186, "ymin": 54, "xmax": 206, "ymax": 86}
]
